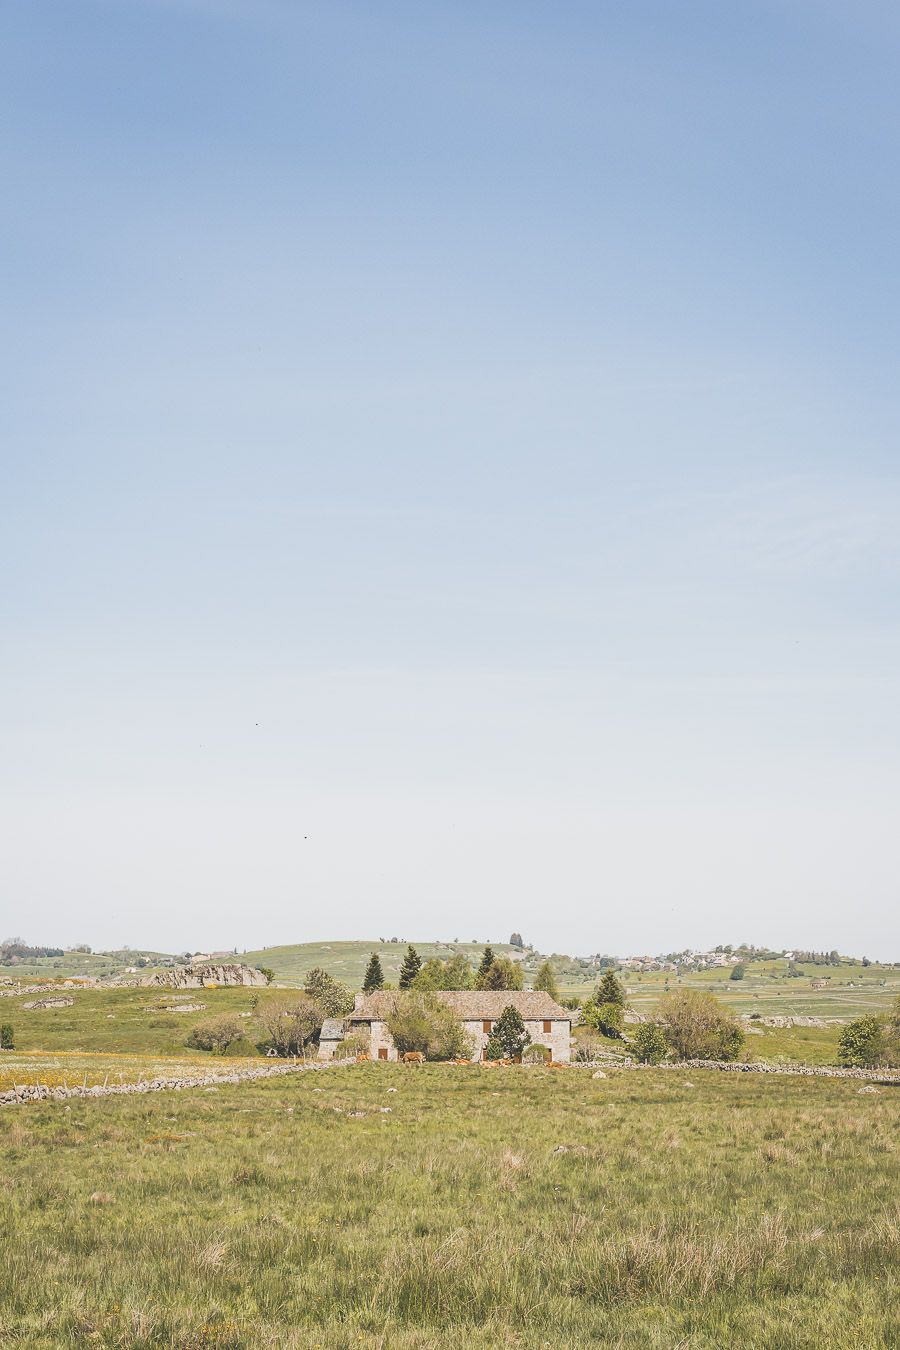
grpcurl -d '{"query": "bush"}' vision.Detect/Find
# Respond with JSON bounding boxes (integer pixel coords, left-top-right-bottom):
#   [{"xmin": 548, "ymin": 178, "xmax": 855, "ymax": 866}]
[
  {"xmin": 255, "ymin": 965, "xmax": 275, "ymax": 985},
  {"xmin": 730, "ymin": 964, "xmax": 746, "ymax": 981},
  {"xmin": 385, "ymin": 993, "xmax": 472, "ymax": 1061},
  {"xmin": 572, "ymin": 1035, "xmax": 612, "ymax": 1063},
  {"xmin": 339, "ymin": 1032, "xmax": 370, "ymax": 1059},
  {"xmin": 522, "ymin": 1042, "xmax": 550, "ymax": 1064},
  {"xmin": 631, "ymin": 1022, "xmax": 668, "ymax": 1064},
  {"xmin": 185, "ymin": 1014, "xmax": 246, "ymax": 1055},
  {"xmin": 0, "ymin": 1023, "xmax": 13, "ymax": 1050},
  {"xmin": 838, "ymin": 1016, "xmax": 891, "ymax": 1068},
  {"xmin": 259, "ymin": 996, "xmax": 323, "ymax": 1057},
  {"xmin": 656, "ymin": 990, "xmax": 745, "ymax": 1061},
  {"xmin": 582, "ymin": 1000, "xmax": 625, "ymax": 1039},
  {"xmin": 303, "ymin": 968, "xmax": 354, "ymax": 1017}
]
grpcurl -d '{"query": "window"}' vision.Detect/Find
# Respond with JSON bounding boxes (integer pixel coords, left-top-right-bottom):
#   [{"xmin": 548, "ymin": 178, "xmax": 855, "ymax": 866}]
[
  {"xmin": 542, "ymin": 1020, "xmax": 551, "ymax": 1034},
  {"xmin": 377, "ymin": 1047, "xmax": 388, "ymax": 1060},
  {"xmin": 482, "ymin": 1020, "xmax": 492, "ymax": 1034}
]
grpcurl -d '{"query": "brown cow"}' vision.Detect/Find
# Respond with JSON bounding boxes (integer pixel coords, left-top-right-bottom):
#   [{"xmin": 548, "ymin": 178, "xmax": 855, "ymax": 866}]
[{"xmin": 402, "ymin": 1051, "xmax": 425, "ymax": 1064}]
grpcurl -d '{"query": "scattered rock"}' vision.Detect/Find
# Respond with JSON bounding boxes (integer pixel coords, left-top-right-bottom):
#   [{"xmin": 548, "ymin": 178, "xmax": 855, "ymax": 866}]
[
  {"xmin": 89, "ymin": 1192, "xmax": 114, "ymax": 1205},
  {"xmin": 22, "ymin": 997, "xmax": 74, "ymax": 1010},
  {"xmin": 591, "ymin": 1069, "xmax": 607, "ymax": 1079},
  {"xmin": 857, "ymin": 1085, "xmax": 880, "ymax": 1094}
]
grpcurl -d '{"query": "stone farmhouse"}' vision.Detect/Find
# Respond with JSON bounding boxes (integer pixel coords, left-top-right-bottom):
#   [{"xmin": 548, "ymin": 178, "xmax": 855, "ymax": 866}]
[{"xmin": 319, "ymin": 990, "xmax": 572, "ymax": 1062}]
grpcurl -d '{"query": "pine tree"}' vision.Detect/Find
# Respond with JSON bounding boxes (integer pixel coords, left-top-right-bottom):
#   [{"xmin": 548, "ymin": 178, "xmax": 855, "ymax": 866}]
[
  {"xmin": 484, "ymin": 956, "xmax": 524, "ymax": 991},
  {"xmin": 595, "ymin": 970, "xmax": 626, "ymax": 1006},
  {"xmin": 475, "ymin": 945, "xmax": 495, "ymax": 989},
  {"xmin": 363, "ymin": 952, "xmax": 384, "ymax": 992},
  {"xmin": 398, "ymin": 945, "xmax": 422, "ymax": 989},
  {"xmin": 533, "ymin": 960, "xmax": 559, "ymax": 1000},
  {"xmin": 490, "ymin": 1004, "xmax": 530, "ymax": 1059}
]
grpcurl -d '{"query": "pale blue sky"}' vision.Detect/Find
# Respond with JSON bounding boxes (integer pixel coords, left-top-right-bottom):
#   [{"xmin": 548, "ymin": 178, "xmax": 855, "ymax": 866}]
[{"xmin": 2, "ymin": 2, "xmax": 899, "ymax": 957}]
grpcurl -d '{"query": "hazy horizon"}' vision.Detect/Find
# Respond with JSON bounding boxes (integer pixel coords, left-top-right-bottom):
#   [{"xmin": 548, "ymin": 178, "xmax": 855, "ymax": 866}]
[{"xmin": 3, "ymin": 3, "xmax": 899, "ymax": 961}]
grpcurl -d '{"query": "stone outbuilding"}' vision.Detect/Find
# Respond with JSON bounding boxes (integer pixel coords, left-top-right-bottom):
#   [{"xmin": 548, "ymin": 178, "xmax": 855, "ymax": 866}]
[
  {"xmin": 317, "ymin": 1017, "xmax": 349, "ymax": 1061},
  {"xmin": 347, "ymin": 990, "xmax": 572, "ymax": 1062}
]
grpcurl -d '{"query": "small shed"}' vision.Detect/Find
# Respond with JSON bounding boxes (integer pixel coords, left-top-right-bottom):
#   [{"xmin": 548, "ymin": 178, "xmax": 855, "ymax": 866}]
[{"xmin": 317, "ymin": 1018, "xmax": 347, "ymax": 1060}]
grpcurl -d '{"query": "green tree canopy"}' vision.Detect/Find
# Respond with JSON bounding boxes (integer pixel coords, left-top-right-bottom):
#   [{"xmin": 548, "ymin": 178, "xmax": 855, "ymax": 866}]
[
  {"xmin": 486, "ymin": 1004, "xmax": 530, "ymax": 1059},
  {"xmin": 533, "ymin": 960, "xmax": 559, "ymax": 1000},
  {"xmin": 362, "ymin": 953, "xmax": 384, "ymax": 992},
  {"xmin": 398, "ymin": 945, "xmax": 422, "ymax": 990},
  {"xmin": 595, "ymin": 970, "xmax": 626, "ymax": 1006},
  {"xmin": 475, "ymin": 945, "xmax": 495, "ymax": 987},
  {"xmin": 657, "ymin": 990, "xmax": 744, "ymax": 1062},
  {"xmin": 385, "ymin": 993, "xmax": 472, "ymax": 1060},
  {"xmin": 484, "ymin": 956, "xmax": 524, "ymax": 991}
]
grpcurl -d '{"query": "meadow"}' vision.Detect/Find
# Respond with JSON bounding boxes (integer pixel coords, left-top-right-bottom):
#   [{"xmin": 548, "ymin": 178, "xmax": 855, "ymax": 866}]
[{"xmin": 1, "ymin": 1063, "xmax": 897, "ymax": 1348}]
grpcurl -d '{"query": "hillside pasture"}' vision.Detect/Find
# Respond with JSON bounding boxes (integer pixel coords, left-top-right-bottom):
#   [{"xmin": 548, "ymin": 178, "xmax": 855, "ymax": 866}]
[{"xmin": 1, "ymin": 1064, "xmax": 897, "ymax": 1348}]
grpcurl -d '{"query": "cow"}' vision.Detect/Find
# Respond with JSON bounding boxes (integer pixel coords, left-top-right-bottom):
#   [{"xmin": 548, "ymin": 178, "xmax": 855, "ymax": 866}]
[{"xmin": 402, "ymin": 1051, "xmax": 425, "ymax": 1065}]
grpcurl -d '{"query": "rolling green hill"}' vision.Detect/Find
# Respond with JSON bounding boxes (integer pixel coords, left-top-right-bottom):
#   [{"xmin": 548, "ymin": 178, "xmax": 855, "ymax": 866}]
[{"xmin": 241, "ymin": 939, "xmax": 529, "ymax": 988}]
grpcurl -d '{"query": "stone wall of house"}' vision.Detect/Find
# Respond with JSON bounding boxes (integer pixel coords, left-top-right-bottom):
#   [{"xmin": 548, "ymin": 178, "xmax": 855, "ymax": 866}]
[
  {"xmin": 463, "ymin": 1019, "xmax": 571, "ymax": 1062},
  {"xmin": 360, "ymin": 1017, "xmax": 571, "ymax": 1062}
]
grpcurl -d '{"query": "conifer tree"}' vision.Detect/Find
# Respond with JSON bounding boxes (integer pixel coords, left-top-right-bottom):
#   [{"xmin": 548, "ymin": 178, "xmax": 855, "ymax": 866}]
[
  {"xmin": 363, "ymin": 952, "xmax": 384, "ymax": 992},
  {"xmin": 595, "ymin": 969, "xmax": 626, "ymax": 1006},
  {"xmin": 475, "ymin": 945, "xmax": 495, "ymax": 989},
  {"xmin": 533, "ymin": 960, "xmax": 559, "ymax": 1000},
  {"xmin": 398, "ymin": 944, "xmax": 422, "ymax": 989},
  {"xmin": 489, "ymin": 1004, "xmax": 530, "ymax": 1059}
]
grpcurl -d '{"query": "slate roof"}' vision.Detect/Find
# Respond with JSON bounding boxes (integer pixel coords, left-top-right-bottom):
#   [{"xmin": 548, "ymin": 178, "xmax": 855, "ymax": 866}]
[
  {"xmin": 349, "ymin": 990, "xmax": 570, "ymax": 1023},
  {"xmin": 319, "ymin": 1018, "xmax": 346, "ymax": 1041}
]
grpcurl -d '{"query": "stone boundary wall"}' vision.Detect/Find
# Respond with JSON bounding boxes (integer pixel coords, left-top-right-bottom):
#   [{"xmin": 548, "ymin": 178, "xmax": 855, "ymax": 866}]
[
  {"xmin": 574, "ymin": 1058, "xmax": 900, "ymax": 1082},
  {"xmin": 0, "ymin": 1057, "xmax": 355, "ymax": 1108}
]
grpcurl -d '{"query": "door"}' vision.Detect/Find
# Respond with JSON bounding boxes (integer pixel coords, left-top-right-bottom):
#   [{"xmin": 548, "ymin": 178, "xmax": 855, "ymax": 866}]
[{"xmin": 378, "ymin": 1047, "xmax": 388, "ymax": 1060}]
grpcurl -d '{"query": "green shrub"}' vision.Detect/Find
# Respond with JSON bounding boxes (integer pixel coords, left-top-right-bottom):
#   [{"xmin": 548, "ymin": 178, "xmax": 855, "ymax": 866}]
[
  {"xmin": 522, "ymin": 1042, "xmax": 550, "ymax": 1064},
  {"xmin": 656, "ymin": 990, "xmax": 745, "ymax": 1061},
  {"xmin": 631, "ymin": 1022, "xmax": 668, "ymax": 1064},
  {"xmin": 386, "ymin": 993, "xmax": 472, "ymax": 1061},
  {"xmin": 0, "ymin": 1023, "xmax": 13, "ymax": 1050},
  {"xmin": 185, "ymin": 1014, "xmax": 246, "ymax": 1055},
  {"xmin": 838, "ymin": 1016, "xmax": 890, "ymax": 1067},
  {"xmin": 582, "ymin": 1000, "xmax": 625, "ymax": 1039},
  {"xmin": 259, "ymin": 996, "xmax": 323, "ymax": 1057}
]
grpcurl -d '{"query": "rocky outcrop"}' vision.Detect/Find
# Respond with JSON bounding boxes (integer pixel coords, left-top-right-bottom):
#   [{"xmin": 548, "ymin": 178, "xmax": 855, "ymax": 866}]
[
  {"xmin": 122, "ymin": 963, "xmax": 267, "ymax": 990},
  {"xmin": 21, "ymin": 997, "xmax": 74, "ymax": 1010}
]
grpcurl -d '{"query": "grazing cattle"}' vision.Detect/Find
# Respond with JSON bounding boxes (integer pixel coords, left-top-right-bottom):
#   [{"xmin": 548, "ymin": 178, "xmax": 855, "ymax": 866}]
[
  {"xmin": 356, "ymin": 1053, "xmax": 370, "ymax": 1063},
  {"xmin": 402, "ymin": 1051, "xmax": 425, "ymax": 1064}
]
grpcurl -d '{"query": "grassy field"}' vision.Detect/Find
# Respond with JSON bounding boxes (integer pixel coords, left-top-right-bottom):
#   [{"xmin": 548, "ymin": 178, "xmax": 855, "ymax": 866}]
[
  {"xmin": 0, "ymin": 987, "xmax": 266, "ymax": 1057},
  {"xmin": 241, "ymin": 939, "xmax": 527, "ymax": 988},
  {"xmin": 2, "ymin": 964, "xmax": 898, "ymax": 1070},
  {"xmin": 1, "ymin": 1063, "xmax": 897, "ymax": 1348},
  {"xmin": 620, "ymin": 961, "xmax": 899, "ymax": 1021}
]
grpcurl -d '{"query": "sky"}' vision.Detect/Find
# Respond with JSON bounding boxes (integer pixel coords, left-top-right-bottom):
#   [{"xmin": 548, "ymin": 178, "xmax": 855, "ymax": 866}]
[{"xmin": 2, "ymin": 1, "xmax": 899, "ymax": 959}]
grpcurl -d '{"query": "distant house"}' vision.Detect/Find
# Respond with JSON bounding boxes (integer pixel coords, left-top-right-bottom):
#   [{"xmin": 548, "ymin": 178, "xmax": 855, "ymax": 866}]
[
  {"xmin": 317, "ymin": 1018, "xmax": 349, "ymax": 1061},
  {"xmin": 343, "ymin": 990, "xmax": 572, "ymax": 1063}
]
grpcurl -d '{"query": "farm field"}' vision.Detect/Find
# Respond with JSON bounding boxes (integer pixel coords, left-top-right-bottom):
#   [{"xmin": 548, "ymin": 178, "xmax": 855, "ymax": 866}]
[
  {"xmin": 1, "ymin": 1064, "xmax": 897, "ymax": 1348},
  {"xmin": 0, "ymin": 1050, "xmax": 260, "ymax": 1096},
  {"xmin": 241, "ymin": 939, "xmax": 528, "ymax": 988},
  {"xmin": 2, "ymin": 964, "xmax": 897, "ymax": 1069}
]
